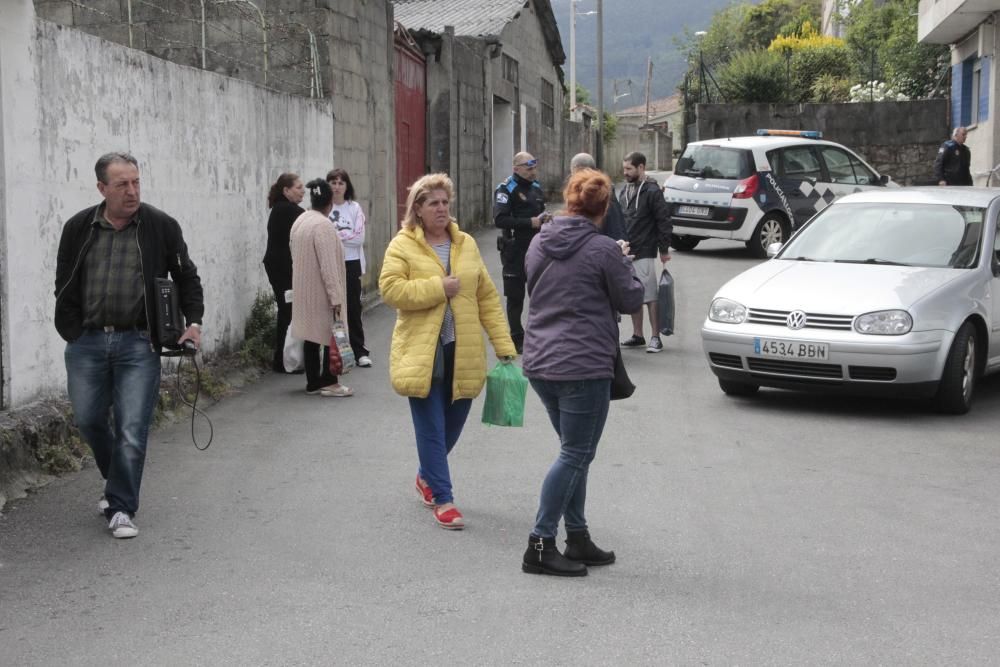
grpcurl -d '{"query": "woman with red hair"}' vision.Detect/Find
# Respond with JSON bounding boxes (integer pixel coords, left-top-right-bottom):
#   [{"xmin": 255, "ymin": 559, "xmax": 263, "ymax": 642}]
[{"xmin": 520, "ymin": 168, "xmax": 644, "ymax": 577}]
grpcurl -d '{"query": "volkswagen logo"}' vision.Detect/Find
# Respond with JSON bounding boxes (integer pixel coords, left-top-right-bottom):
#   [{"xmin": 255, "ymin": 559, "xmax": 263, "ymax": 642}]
[{"xmin": 786, "ymin": 310, "xmax": 807, "ymax": 330}]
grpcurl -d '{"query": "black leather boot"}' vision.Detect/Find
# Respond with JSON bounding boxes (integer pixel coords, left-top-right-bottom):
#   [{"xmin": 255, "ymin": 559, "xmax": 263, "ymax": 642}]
[
  {"xmin": 521, "ymin": 535, "xmax": 588, "ymax": 577},
  {"xmin": 564, "ymin": 530, "xmax": 616, "ymax": 566}
]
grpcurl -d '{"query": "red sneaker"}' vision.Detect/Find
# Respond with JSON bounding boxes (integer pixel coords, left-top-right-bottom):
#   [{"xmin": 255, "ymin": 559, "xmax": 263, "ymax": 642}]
[
  {"xmin": 433, "ymin": 505, "xmax": 465, "ymax": 530},
  {"xmin": 415, "ymin": 475, "xmax": 434, "ymax": 508}
]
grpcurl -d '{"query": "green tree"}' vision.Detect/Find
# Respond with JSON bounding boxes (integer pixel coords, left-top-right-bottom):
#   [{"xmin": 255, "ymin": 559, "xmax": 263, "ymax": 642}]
[
  {"xmin": 717, "ymin": 50, "xmax": 787, "ymax": 103},
  {"xmin": 842, "ymin": 0, "xmax": 947, "ymax": 98},
  {"xmin": 769, "ymin": 23, "xmax": 852, "ymax": 101},
  {"xmin": 743, "ymin": 0, "xmax": 822, "ymax": 50}
]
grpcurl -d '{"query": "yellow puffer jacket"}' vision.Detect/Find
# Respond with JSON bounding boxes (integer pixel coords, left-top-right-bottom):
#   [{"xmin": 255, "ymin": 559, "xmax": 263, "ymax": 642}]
[{"xmin": 380, "ymin": 222, "xmax": 516, "ymax": 399}]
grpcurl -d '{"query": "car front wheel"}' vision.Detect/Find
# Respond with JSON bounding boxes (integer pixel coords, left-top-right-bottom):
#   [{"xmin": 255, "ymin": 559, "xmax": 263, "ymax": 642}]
[
  {"xmin": 936, "ymin": 322, "xmax": 977, "ymax": 414},
  {"xmin": 719, "ymin": 378, "xmax": 759, "ymax": 396},
  {"xmin": 747, "ymin": 214, "xmax": 789, "ymax": 259}
]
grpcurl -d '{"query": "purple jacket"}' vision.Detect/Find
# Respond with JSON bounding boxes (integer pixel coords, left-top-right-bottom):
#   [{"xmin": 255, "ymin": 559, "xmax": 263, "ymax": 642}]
[{"xmin": 522, "ymin": 215, "xmax": 645, "ymax": 381}]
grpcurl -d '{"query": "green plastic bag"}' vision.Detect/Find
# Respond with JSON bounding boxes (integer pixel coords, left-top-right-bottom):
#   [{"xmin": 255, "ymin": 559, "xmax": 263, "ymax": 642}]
[{"xmin": 481, "ymin": 361, "xmax": 528, "ymax": 427}]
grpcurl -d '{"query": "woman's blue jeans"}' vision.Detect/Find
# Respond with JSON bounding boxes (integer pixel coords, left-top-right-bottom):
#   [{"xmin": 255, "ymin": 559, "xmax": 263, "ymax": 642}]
[
  {"xmin": 65, "ymin": 330, "xmax": 162, "ymax": 518},
  {"xmin": 408, "ymin": 343, "xmax": 471, "ymax": 505},
  {"xmin": 529, "ymin": 378, "xmax": 611, "ymax": 539}
]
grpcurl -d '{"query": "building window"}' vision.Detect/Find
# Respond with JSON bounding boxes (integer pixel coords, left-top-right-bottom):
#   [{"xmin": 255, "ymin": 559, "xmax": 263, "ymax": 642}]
[
  {"xmin": 953, "ymin": 55, "xmax": 990, "ymax": 127},
  {"xmin": 502, "ymin": 54, "xmax": 518, "ymax": 84},
  {"xmin": 541, "ymin": 79, "xmax": 555, "ymax": 128}
]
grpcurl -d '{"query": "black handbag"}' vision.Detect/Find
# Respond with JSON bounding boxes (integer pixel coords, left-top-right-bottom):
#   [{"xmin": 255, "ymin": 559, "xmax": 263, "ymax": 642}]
[{"xmin": 610, "ymin": 348, "xmax": 635, "ymax": 400}]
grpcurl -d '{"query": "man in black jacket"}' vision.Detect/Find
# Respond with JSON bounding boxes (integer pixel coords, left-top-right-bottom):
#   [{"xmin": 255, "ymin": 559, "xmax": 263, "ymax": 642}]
[
  {"xmin": 493, "ymin": 151, "xmax": 548, "ymax": 353},
  {"xmin": 934, "ymin": 126, "xmax": 973, "ymax": 186},
  {"xmin": 54, "ymin": 152, "xmax": 204, "ymax": 539},
  {"xmin": 619, "ymin": 152, "xmax": 671, "ymax": 353}
]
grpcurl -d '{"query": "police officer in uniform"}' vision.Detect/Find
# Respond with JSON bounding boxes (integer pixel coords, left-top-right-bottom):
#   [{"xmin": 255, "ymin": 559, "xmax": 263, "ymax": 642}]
[
  {"xmin": 934, "ymin": 126, "xmax": 973, "ymax": 186},
  {"xmin": 494, "ymin": 151, "xmax": 548, "ymax": 353}
]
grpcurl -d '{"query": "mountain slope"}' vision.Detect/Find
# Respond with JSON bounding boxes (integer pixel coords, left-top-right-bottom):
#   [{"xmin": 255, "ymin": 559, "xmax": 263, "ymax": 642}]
[{"xmin": 550, "ymin": 0, "xmax": 735, "ymax": 105}]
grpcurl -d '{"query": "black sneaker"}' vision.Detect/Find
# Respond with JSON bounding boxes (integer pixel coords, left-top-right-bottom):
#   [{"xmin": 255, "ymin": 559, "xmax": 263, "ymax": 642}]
[
  {"xmin": 620, "ymin": 335, "xmax": 646, "ymax": 348},
  {"xmin": 646, "ymin": 336, "xmax": 663, "ymax": 353}
]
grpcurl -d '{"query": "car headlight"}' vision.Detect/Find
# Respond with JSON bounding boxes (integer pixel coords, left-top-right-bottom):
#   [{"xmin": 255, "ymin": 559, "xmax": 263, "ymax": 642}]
[
  {"xmin": 709, "ymin": 298, "xmax": 747, "ymax": 324},
  {"xmin": 854, "ymin": 310, "xmax": 912, "ymax": 335}
]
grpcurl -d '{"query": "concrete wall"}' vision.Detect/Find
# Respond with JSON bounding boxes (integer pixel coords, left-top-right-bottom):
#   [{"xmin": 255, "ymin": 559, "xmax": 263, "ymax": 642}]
[
  {"xmin": 424, "ymin": 31, "xmax": 492, "ymax": 229},
  {"xmin": 0, "ymin": 4, "xmax": 335, "ymax": 409},
  {"xmin": 694, "ymin": 101, "xmax": 950, "ymax": 185},
  {"xmin": 420, "ymin": 2, "xmax": 566, "ymax": 225},
  {"xmin": 606, "ymin": 123, "xmax": 672, "ymax": 177},
  {"xmin": 34, "ymin": 0, "xmax": 327, "ymax": 96},
  {"xmin": 30, "ymin": 0, "xmax": 397, "ymax": 292},
  {"xmin": 321, "ymin": 1, "xmax": 396, "ymax": 288},
  {"xmin": 494, "ymin": 2, "xmax": 565, "ymax": 201}
]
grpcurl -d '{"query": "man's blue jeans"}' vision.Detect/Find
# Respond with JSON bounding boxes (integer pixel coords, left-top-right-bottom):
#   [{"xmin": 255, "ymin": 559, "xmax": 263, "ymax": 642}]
[
  {"xmin": 529, "ymin": 378, "xmax": 611, "ymax": 539},
  {"xmin": 408, "ymin": 343, "xmax": 471, "ymax": 505},
  {"xmin": 65, "ymin": 330, "xmax": 161, "ymax": 518}
]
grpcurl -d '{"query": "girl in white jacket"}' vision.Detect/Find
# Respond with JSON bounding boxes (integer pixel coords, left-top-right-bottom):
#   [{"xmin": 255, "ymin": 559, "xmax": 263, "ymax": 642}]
[{"xmin": 326, "ymin": 168, "xmax": 371, "ymax": 367}]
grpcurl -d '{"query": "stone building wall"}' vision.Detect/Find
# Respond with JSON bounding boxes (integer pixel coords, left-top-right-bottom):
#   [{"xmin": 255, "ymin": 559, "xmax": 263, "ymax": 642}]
[
  {"xmin": 492, "ymin": 1, "xmax": 565, "ymax": 199},
  {"xmin": 695, "ymin": 101, "xmax": 949, "ymax": 185},
  {"xmin": 31, "ymin": 0, "xmax": 397, "ymax": 290},
  {"xmin": 0, "ymin": 5, "xmax": 335, "ymax": 408}
]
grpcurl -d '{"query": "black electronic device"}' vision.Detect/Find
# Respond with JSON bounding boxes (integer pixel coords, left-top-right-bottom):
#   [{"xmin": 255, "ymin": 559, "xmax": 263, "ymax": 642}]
[{"xmin": 155, "ymin": 277, "xmax": 196, "ymax": 356}]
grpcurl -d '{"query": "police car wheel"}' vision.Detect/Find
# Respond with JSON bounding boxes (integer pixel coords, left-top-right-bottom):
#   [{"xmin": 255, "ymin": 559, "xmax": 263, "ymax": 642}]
[
  {"xmin": 670, "ymin": 236, "xmax": 701, "ymax": 252},
  {"xmin": 747, "ymin": 214, "xmax": 789, "ymax": 259}
]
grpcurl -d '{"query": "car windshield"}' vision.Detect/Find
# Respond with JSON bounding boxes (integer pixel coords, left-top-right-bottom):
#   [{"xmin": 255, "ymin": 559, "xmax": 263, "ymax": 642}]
[
  {"xmin": 779, "ymin": 203, "xmax": 984, "ymax": 269},
  {"xmin": 674, "ymin": 145, "xmax": 752, "ymax": 180}
]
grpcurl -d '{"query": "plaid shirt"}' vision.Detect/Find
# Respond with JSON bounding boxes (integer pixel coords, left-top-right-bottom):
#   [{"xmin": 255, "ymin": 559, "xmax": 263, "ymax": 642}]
[{"xmin": 80, "ymin": 206, "xmax": 146, "ymax": 329}]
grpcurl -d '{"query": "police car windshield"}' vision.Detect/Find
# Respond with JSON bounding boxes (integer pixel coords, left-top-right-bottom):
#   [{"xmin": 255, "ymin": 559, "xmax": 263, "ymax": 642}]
[
  {"xmin": 778, "ymin": 203, "xmax": 984, "ymax": 269},
  {"xmin": 675, "ymin": 146, "xmax": 753, "ymax": 180}
]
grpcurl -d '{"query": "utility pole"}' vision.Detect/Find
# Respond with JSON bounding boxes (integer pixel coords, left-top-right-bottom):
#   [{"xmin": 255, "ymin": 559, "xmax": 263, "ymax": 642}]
[
  {"xmin": 570, "ymin": 0, "xmax": 577, "ymax": 120},
  {"xmin": 643, "ymin": 56, "xmax": 653, "ymax": 126},
  {"xmin": 596, "ymin": 0, "xmax": 604, "ymax": 169}
]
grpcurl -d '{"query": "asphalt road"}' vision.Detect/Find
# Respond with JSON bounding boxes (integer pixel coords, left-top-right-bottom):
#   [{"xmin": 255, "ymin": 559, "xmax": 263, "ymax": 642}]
[{"xmin": 2, "ymin": 233, "xmax": 999, "ymax": 666}]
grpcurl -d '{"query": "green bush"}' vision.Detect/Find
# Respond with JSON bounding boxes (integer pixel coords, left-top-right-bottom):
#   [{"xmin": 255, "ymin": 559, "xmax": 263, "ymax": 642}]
[
  {"xmin": 810, "ymin": 73, "xmax": 852, "ymax": 102},
  {"xmin": 717, "ymin": 50, "xmax": 787, "ymax": 103},
  {"xmin": 240, "ymin": 291, "xmax": 276, "ymax": 368}
]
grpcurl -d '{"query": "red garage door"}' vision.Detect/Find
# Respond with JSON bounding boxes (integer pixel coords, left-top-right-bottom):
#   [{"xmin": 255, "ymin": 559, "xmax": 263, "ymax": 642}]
[{"xmin": 394, "ymin": 38, "xmax": 426, "ymax": 227}]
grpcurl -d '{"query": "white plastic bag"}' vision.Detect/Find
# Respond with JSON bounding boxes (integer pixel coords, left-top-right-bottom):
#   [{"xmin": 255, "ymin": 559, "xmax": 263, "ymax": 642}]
[{"xmin": 283, "ymin": 328, "xmax": 304, "ymax": 373}]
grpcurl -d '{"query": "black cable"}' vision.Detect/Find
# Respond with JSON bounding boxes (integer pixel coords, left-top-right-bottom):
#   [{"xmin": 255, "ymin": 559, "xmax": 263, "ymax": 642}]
[{"xmin": 174, "ymin": 353, "xmax": 214, "ymax": 451}]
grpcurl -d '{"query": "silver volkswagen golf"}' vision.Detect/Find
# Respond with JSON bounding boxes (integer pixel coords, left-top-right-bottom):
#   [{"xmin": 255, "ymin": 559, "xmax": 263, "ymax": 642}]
[{"xmin": 701, "ymin": 188, "xmax": 1000, "ymax": 413}]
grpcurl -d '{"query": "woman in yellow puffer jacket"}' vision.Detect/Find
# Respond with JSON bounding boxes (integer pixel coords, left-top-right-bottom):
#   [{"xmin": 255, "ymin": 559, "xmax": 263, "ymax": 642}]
[{"xmin": 380, "ymin": 173, "xmax": 516, "ymax": 530}]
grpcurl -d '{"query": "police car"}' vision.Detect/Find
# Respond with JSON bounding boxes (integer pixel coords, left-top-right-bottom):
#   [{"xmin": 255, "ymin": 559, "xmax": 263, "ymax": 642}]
[{"xmin": 665, "ymin": 130, "xmax": 895, "ymax": 257}]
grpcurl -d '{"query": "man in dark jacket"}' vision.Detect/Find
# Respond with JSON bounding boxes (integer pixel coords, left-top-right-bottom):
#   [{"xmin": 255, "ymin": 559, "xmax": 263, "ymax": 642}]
[
  {"xmin": 569, "ymin": 152, "xmax": 627, "ymax": 242},
  {"xmin": 494, "ymin": 151, "xmax": 548, "ymax": 353},
  {"xmin": 934, "ymin": 126, "xmax": 973, "ymax": 186},
  {"xmin": 54, "ymin": 152, "xmax": 204, "ymax": 539},
  {"xmin": 618, "ymin": 151, "xmax": 671, "ymax": 353}
]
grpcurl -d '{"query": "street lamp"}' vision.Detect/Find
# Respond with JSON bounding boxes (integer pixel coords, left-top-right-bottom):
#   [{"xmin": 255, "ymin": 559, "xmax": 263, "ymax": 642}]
[{"xmin": 570, "ymin": 0, "xmax": 597, "ymax": 121}]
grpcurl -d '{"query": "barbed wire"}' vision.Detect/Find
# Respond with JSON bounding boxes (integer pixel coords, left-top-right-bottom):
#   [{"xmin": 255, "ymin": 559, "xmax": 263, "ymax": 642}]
[{"xmin": 54, "ymin": 0, "xmax": 323, "ymax": 98}]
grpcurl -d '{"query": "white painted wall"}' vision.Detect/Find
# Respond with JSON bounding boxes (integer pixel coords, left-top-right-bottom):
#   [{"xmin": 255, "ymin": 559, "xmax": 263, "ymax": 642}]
[{"xmin": 0, "ymin": 3, "xmax": 335, "ymax": 408}]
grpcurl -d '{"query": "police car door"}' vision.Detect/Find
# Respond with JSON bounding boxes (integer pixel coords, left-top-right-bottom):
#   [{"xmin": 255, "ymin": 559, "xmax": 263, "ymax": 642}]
[
  {"xmin": 772, "ymin": 145, "xmax": 825, "ymax": 228},
  {"xmin": 818, "ymin": 146, "xmax": 882, "ymax": 202}
]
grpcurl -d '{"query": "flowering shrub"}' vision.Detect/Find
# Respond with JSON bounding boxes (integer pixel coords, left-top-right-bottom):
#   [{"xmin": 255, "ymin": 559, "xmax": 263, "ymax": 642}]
[{"xmin": 848, "ymin": 81, "xmax": 910, "ymax": 102}]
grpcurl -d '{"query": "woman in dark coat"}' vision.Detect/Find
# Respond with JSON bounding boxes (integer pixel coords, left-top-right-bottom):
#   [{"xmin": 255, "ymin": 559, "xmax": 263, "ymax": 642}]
[{"xmin": 263, "ymin": 173, "xmax": 305, "ymax": 373}]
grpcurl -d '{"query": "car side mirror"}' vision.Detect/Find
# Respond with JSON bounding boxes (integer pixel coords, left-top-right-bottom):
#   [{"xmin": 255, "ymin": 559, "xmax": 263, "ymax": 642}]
[
  {"xmin": 878, "ymin": 174, "xmax": 890, "ymax": 186},
  {"xmin": 766, "ymin": 242, "xmax": 783, "ymax": 258},
  {"xmin": 993, "ymin": 250, "xmax": 1000, "ymax": 276}
]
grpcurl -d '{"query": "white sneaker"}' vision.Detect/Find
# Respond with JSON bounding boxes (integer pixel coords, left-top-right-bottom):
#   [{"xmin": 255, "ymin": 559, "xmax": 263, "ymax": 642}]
[
  {"xmin": 97, "ymin": 496, "xmax": 109, "ymax": 515},
  {"xmin": 108, "ymin": 511, "xmax": 138, "ymax": 539},
  {"xmin": 357, "ymin": 355, "xmax": 372, "ymax": 367}
]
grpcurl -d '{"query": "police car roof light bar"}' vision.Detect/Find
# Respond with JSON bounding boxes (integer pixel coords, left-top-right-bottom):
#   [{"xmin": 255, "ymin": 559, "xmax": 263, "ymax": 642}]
[{"xmin": 756, "ymin": 129, "xmax": 823, "ymax": 139}]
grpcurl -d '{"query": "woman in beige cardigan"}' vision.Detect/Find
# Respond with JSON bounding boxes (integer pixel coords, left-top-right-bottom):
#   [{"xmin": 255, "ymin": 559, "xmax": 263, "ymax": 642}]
[{"xmin": 290, "ymin": 179, "xmax": 353, "ymax": 397}]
